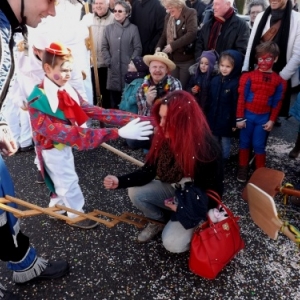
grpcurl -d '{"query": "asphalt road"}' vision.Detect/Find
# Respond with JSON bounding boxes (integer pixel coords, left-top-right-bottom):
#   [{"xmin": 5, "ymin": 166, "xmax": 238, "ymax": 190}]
[{"xmin": 1, "ymin": 116, "xmax": 300, "ymax": 300}]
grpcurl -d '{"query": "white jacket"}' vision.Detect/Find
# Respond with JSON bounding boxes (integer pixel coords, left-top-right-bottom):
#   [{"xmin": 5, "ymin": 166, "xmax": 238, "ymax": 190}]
[{"xmin": 243, "ymin": 10, "xmax": 300, "ymax": 87}]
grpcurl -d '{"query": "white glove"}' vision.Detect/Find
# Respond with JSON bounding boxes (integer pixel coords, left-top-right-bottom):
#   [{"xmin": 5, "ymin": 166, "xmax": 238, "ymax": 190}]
[
  {"xmin": 0, "ymin": 124, "xmax": 18, "ymax": 156},
  {"xmin": 118, "ymin": 118, "xmax": 153, "ymax": 140}
]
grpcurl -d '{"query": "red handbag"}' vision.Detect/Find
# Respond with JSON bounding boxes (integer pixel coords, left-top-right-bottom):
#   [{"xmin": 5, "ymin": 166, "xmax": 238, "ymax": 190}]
[{"xmin": 189, "ymin": 190, "xmax": 245, "ymax": 279}]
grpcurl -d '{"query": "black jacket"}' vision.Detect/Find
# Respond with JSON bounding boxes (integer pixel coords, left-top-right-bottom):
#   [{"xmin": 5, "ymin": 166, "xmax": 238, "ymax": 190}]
[
  {"xmin": 130, "ymin": 0, "xmax": 166, "ymax": 56},
  {"xmin": 195, "ymin": 13, "xmax": 249, "ymax": 61}
]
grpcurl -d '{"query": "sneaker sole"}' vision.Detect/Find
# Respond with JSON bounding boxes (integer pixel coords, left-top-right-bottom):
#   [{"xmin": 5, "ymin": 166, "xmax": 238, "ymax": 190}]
[
  {"xmin": 237, "ymin": 177, "xmax": 247, "ymax": 183},
  {"xmin": 69, "ymin": 222, "xmax": 99, "ymax": 229}
]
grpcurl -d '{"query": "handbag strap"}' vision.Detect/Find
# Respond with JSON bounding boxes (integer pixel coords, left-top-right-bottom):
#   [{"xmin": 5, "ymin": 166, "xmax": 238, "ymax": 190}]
[{"xmin": 206, "ymin": 190, "xmax": 235, "ymax": 219}]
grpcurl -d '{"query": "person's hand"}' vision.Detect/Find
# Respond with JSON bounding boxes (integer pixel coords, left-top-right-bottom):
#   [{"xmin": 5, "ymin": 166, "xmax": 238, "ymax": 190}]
[
  {"xmin": 0, "ymin": 125, "xmax": 18, "ymax": 156},
  {"xmin": 118, "ymin": 118, "xmax": 153, "ymax": 140},
  {"xmin": 162, "ymin": 44, "xmax": 172, "ymax": 54},
  {"xmin": 103, "ymin": 175, "xmax": 119, "ymax": 189},
  {"xmin": 164, "ymin": 198, "xmax": 177, "ymax": 212},
  {"xmin": 262, "ymin": 120, "xmax": 274, "ymax": 131},
  {"xmin": 191, "ymin": 85, "xmax": 200, "ymax": 94},
  {"xmin": 146, "ymin": 86, "xmax": 157, "ymax": 105},
  {"xmin": 236, "ymin": 120, "xmax": 246, "ymax": 129}
]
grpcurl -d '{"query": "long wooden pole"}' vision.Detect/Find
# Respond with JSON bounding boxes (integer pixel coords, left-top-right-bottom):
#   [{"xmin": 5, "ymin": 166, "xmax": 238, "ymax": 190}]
[{"xmin": 101, "ymin": 142, "xmax": 144, "ymax": 167}]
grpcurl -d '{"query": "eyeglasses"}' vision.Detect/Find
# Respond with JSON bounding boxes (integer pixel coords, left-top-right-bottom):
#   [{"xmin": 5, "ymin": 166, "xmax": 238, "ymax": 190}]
[{"xmin": 113, "ymin": 9, "xmax": 125, "ymax": 13}]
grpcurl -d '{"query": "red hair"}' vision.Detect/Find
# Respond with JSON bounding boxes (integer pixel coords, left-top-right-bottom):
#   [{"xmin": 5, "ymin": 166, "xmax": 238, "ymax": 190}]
[{"xmin": 146, "ymin": 90, "xmax": 219, "ymax": 177}]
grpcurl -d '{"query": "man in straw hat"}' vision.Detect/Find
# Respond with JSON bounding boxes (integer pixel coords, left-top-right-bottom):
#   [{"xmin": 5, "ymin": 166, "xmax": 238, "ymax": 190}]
[{"xmin": 127, "ymin": 52, "xmax": 182, "ymax": 150}]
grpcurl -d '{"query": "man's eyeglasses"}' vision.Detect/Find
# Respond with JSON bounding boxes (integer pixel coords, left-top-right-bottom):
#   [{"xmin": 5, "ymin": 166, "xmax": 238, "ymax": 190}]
[{"xmin": 113, "ymin": 9, "xmax": 125, "ymax": 13}]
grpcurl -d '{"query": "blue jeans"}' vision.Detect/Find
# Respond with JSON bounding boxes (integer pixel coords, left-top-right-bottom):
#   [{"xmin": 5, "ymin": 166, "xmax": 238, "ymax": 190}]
[
  {"xmin": 128, "ymin": 180, "xmax": 195, "ymax": 253},
  {"xmin": 214, "ymin": 135, "xmax": 231, "ymax": 159}
]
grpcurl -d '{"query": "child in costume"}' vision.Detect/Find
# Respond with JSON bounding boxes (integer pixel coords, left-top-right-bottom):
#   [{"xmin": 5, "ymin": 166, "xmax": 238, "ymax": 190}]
[
  {"xmin": 207, "ymin": 50, "xmax": 244, "ymax": 162},
  {"xmin": 236, "ymin": 41, "xmax": 287, "ymax": 183},
  {"xmin": 119, "ymin": 56, "xmax": 149, "ymax": 114},
  {"xmin": 27, "ymin": 42, "xmax": 153, "ymax": 229},
  {"xmin": 186, "ymin": 50, "xmax": 217, "ymax": 114}
]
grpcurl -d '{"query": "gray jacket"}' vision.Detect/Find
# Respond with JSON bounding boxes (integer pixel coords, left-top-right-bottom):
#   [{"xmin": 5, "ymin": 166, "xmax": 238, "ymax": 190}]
[{"xmin": 101, "ymin": 18, "xmax": 142, "ymax": 91}]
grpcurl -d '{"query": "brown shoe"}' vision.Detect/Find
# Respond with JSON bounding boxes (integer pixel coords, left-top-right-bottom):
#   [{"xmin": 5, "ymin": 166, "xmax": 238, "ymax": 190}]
[
  {"xmin": 237, "ymin": 166, "xmax": 248, "ymax": 183},
  {"xmin": 69, "ymin": 219, "xmax": 98, "ymax": 229}
]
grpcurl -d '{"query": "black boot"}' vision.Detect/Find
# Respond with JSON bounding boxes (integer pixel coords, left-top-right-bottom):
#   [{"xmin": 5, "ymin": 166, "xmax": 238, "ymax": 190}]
[{"xmin": 289, "ymin": 133, "xmax": 300, "ymax": 158}]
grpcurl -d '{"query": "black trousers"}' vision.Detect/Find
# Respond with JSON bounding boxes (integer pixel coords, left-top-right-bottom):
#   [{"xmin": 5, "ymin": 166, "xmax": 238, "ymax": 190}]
[
  {"xmin": 0, "ymin": 222, "xmax": 29, "ymax": 262},
  {"xmin": 91, "ymin": 67, "xmax": 111, "ymax": 108}
]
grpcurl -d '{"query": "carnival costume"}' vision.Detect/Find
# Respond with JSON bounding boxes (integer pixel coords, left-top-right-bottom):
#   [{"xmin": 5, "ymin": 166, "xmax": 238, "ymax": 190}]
[
  {"xmin": 237, "ymin": 69, "xmax": 286, "ymax": 168},
  {"xmin": 27, "ymin": 45, "xmax": 151, "ymax": 218}
]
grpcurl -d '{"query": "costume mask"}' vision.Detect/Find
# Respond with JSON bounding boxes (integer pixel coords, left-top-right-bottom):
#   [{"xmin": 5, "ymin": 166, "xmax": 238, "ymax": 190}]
[{"xmin": 257, "ymin": 54, "xmax": 275, "ymax": 72}]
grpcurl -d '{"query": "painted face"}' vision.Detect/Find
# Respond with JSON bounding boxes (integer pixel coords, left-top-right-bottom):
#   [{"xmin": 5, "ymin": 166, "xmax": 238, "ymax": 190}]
[
  {"xmin": 199, "ymin": 57, "xmax": 209, "ymax": 73},
  {"xmin": 249, "ymin": 5, "xmax": 264, "ymax": 24},
  {"xmin": 165, "ymin": 6, "xmax": 182, "ymax": 19},
  {"xmin": 94, "ymin": 0, "xmax": 109, "ymax": 17},
  {"xmin": 23, "ymin": 0, "xmax": 56, "ymax": 28},
  {"xmin": 46, "ymin": 60, "xmax": 73, "ymax": 87},
  {"xmin": 219, "ymin": 58, "xmax": 234, "ymax": 76},
  {"xmin": 257, "ymin": 54, "xmax": 275, "ymax": 72},
  {"xmin": 270, "ymin": 0, "xmax": 288, "ymax": 10},
  {"xmin": 113, "ymin": 4, "xmax": 128, "ymax": 23},
  {"xmin": 213, "ymin": 0, "xmax": 231, "ymax": 18},
  {"xmin": 159, "ymin": 104, "xmax": 169, "ymax": 138},
  {"xmin": 149, "ymin": 61, "xmax": 168, "ymax": 84}
]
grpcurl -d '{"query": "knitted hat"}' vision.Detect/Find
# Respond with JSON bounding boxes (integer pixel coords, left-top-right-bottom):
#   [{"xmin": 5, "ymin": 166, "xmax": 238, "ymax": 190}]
[
  {"xmin": 132, "ymin": 56, "xmax": 149, "ymax": 73},
  {"xmin": 45, "ymin": 42, "xmax": 71, "ymax": 56},
  {"xmin": 199, "ymin": 50, "xmax": 218, "ymax": 75},
  {"xmin": 143, "ymin": 52, "xmax": 176, "ymax": 71}
]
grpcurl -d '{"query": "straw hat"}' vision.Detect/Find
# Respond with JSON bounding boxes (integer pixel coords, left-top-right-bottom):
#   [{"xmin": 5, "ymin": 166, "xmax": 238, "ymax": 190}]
[{"xmin": 143, "ymin": 52, "xmax": 176, "ymax": 71}]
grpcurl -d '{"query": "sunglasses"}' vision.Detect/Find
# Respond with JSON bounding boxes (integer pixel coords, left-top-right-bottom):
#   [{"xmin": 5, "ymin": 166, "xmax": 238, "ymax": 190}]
[{"xmin": 113, "ymin": 9, "xmax": 125, "ymax": 13}]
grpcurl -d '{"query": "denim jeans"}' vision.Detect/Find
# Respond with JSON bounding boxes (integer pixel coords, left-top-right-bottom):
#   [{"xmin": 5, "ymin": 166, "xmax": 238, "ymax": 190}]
[
  {"xmin": 214, "ymin": 135, "xmax": 231, "ymax": 159},
  {"xmin": 128, "ymin": 180, "xmax": 195, "ymax": 253}
]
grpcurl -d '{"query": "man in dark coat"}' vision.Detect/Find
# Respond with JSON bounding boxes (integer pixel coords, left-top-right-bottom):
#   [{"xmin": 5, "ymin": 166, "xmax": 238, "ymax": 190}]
[
  {"xmin": 130, "ymin": 0, "xmax": 166, "ymax": 55},
  {"xmin": 195, "ymin": 0, "xmax": 249, "ymax": 61}
]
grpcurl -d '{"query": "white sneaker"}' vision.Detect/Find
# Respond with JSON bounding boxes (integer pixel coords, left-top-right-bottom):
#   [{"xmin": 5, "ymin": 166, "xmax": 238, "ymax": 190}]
[{"xmin": 137, "ymin": 223, "xmax": 164, "ymax": 243}]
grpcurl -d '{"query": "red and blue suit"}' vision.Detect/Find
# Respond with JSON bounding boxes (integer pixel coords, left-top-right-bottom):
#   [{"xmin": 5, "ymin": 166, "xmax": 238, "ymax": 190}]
[{"xmin": 237, "ymin": 70, "xmax": 287, "ymax": 168}]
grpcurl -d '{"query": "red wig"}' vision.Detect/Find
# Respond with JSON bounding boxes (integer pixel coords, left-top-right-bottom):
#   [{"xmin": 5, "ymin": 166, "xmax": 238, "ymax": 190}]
[{"xmin": 146, "ymin": 90, "xmax": 219, "ymax": 178}]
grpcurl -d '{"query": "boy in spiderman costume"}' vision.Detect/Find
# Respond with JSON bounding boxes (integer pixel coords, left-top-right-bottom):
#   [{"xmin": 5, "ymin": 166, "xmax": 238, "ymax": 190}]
[
  {"xmin": 236, "ymin": 41, "xmax": 287, "ymax": 183},
  {"xmin": 27, "ymin": 42, "xmax": 153, "ymax": 229}
]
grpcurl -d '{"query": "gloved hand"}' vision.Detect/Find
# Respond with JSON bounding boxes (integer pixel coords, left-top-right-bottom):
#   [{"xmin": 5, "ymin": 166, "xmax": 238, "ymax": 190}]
[
  {"xmin": 118, "ymin": 118, "xmax": 153, "ymax": 140},
  {"xmin": 0, "ymin": 124, "xmax": 18, "ymax": 156}
]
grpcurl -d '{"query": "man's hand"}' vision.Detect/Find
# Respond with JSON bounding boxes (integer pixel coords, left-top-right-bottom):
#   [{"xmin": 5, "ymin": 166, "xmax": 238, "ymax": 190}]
[
  {"xmin": 118, "ymin": 118, "xmax": 153, "ymax": 140},
  {"xmin": 0, "ymin": 125, "xmax": 18, "ymax": 156},
  {"xmin": 146, "ymin": 86, "xmax": 157, "ymax": 106},
  {"xmin": 103, "ymin": 175, "xmax": 119, "ymax": 189},
  {"xmin": 262, "ymin": 120, "xmax": 274, "ymax": 132}
]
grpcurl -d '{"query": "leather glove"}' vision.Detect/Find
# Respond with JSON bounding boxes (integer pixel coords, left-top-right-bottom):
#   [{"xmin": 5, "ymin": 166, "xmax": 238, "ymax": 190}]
[
  {"xmin": 118, "ymin": 118, "xmax": 153, "ymax": 140},
  {"xmin": 0, "ymin": 123, "xmax": 18, "ymax": 156}
]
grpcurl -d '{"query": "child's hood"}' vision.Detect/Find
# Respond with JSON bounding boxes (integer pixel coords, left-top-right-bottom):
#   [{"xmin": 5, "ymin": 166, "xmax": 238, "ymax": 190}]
[{"xmin": 221, "ymin": 50, "xmax": 244, "ymax": 79}]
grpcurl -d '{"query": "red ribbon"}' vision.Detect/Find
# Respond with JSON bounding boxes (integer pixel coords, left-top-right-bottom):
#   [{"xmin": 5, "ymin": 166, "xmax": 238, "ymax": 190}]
[{"xmin": 57, "ymin": 89, "xmax": 89, "ymax": 126}]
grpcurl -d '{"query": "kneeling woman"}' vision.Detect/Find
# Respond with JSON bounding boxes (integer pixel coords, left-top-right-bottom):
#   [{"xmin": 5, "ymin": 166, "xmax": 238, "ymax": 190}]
[{"xmin": 103, "ymin": 90, "xmax": 223, "ymax": 253}]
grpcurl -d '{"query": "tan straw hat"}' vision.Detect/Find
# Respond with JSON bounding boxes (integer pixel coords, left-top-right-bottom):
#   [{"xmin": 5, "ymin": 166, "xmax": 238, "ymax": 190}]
[{"xmin": 143, "ymin": 52, "xmax": 176, "ymax": 71}]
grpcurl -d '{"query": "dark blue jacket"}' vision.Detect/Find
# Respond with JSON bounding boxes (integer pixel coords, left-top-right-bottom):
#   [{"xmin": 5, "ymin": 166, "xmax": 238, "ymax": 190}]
[{"xmin": 207, "ymin": 50, "xmax": 243, "ymax": 137}]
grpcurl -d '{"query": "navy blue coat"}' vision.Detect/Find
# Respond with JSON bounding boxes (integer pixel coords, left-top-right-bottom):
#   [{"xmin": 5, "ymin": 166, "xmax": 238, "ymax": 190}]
[{"xmin": 207, "ymin": 50, "xmax": 243, "ymax": 137}]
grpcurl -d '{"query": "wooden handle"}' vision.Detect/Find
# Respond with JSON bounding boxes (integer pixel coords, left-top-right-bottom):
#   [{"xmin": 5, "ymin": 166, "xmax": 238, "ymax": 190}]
[{"xmin": 276, "ymin": 186, "xmax": 300, "ymax": 197}]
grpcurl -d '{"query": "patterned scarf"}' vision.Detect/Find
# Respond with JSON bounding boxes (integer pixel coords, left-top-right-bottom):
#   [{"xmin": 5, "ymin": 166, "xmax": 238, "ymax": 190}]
[
  {"xmin": 166, "ymin": 16, "xmax": 177, "ymax": 45},
  {"xmin": 207, "ymin": 7, "xmax": 234, "ymax": 50}
]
